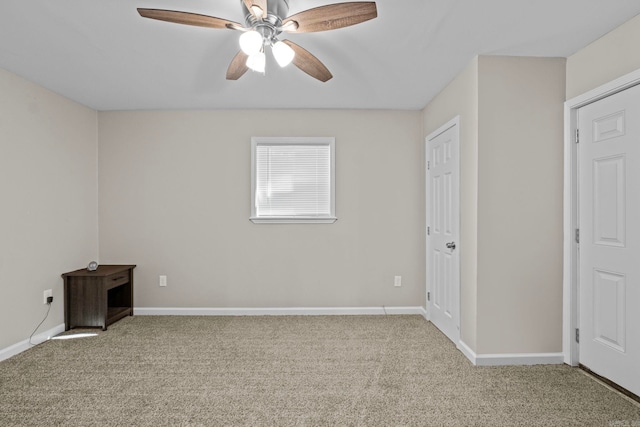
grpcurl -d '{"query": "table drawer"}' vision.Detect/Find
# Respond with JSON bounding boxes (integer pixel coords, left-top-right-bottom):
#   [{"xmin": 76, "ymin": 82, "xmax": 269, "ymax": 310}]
[{"xmin": 106, "ymin": 272, "xmax": 129, "ymax": 289}]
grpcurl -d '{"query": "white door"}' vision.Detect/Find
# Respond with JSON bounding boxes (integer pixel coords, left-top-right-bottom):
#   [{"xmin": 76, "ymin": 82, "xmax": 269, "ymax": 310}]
[
  {"xmin": 426, "ymin": 117, "xmax": 460, "ymax": 344},
  {"xmin": 578, "ymin": 83, "xmax": 640, "ymax": 396}
]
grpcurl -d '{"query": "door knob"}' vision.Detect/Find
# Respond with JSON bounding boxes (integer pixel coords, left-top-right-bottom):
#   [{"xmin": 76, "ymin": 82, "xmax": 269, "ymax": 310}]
[{"xmin": 446, "ymin": 242, "xmax": 456, "ymax": 250}]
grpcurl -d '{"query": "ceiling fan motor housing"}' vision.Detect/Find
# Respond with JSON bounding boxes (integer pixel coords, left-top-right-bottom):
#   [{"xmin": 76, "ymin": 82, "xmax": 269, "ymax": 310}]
[
  {"xmin": 242, "ymin": 0, "xmax": 290, "ymax": 45},
  {"xmin": 242, "ymin": 0, "xmax": 290, "ymax": 26}
]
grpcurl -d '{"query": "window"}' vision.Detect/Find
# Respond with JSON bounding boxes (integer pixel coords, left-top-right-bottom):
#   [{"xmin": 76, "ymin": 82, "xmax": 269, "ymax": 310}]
[{"xmin": 250, "ymin": 137, "xmax": 336, "ymax": 224}]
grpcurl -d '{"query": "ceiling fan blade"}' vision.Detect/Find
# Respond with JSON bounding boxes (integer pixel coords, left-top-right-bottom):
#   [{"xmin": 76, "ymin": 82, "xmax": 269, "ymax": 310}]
[
  {"xmin": 282, "ymin": 40, "xmax": 333, "ymax": 82},
  {"xmin": 282, "ymin": 2, "xmax": 377, "ymax": 33},
  {"xmin": 242, "ymin": 0, "xmax": 268, "ymax": 19},
  {"xmin": 137, "ymin": 9, "xmax": 242, "ymax": 30},
  {"xmin": 226, "ymin": 51, "xmax": 249, "ymax": 80}
]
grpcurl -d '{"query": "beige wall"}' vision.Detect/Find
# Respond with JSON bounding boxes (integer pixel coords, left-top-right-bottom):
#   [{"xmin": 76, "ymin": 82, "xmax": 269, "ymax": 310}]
[
  {"xmin": 5, "ymin": 10, "xmax": 609, "ymax": 355},
  {"xmin": 0, "ymin": 68, "xmax": 98, "ymax": 350},
  {"xmin": 421, "ymin": 56, "xmax": 565, "ymax": 355},
  {"xmin": 567, "ymin": 14, "xmax": 640, "ymax": 99},
  {"xmin": 98, "ymin": 110, "xmax": 424, "ymax": 309},
  {"xmin": 422, "ymin": 58, "xmax": 479, "ymax": 351},
  {"xmin": 476, "ymin": 56, "xmax": 566, "ymax": 354}
]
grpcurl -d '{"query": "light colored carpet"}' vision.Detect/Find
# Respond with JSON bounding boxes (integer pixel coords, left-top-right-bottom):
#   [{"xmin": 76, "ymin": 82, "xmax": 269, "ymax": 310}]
[{"xmin": 1, "ymin": 315, "xmax": 639, "ymax": 426}]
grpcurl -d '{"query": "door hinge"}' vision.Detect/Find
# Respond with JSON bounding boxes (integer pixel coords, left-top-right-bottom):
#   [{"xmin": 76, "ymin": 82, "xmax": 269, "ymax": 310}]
[
  {"xmin": 575, "ymin": 129, "xmax": 580, "ymax": 144},
  {"xmin": 575, "ymin": 328, "xmax": 580, "ymax": 343},
  {"xmin": 575, "ymin": 228, "xmax": 580, "ymax": 244},
  {"xmin": 427, "ymin": 161, "xmax": 430, "ymax": 170},
  {"xmin": 427, "ymin": 292, "xmax": 431, "ymax": 302},
  {"xmin": 427, "ymin": 226, "xmax": 430, "ymax": 236}
]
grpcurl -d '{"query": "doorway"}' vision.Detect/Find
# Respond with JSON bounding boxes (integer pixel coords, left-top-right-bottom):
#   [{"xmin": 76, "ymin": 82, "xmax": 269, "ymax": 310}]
[
  {"xmin": 426, "ymin": 116, "xmax": 460, "ymax": 345},
  {"xmin": 565, "ymin": 70, "xmax": 640, "ymax": 397}
]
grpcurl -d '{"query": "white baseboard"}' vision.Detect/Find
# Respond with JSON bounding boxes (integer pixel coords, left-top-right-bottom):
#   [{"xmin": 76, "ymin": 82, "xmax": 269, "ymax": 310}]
[
  {"xmin": 458, "ymin": 339, "xmax": 477, "ymax": 364},
  {"xmin": 475, "ymin": 353, "xmax": 564, "ymax": 366},
  {"xmin": 418, "ymin": 306, "xmax": 427, "ymax": 319},
  {"xmin": 456, "ymin": 340, "xmax": 563, "ymax": 366},
  {"xmin": 0, "ymin": 323, "xmax": 65, "ymax": 362},
  {"xmin": 134, "ymin": 306, "xmax": 426, "ymax": 316}
]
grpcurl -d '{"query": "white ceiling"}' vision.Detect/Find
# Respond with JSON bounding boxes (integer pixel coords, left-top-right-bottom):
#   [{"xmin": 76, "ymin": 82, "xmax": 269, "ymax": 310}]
[{"xmin": 1, "ymin": 0, "xmax": 639, "ymax": 111}]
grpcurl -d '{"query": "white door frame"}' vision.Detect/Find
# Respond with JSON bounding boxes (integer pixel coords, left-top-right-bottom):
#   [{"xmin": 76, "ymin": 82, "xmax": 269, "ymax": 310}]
[
  {"xmin": 425, "ymin": 115, "xmax": 460, "ymax": 344},
  {"xmin": 563, "ymin": 68, "xmax": 640, "ymax": 365}
]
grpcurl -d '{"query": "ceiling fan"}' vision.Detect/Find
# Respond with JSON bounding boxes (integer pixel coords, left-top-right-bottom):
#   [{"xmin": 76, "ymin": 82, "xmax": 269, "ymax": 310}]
[{"xmin": 137, "ymin": 0, "xmax": 377, "ymax": 82}]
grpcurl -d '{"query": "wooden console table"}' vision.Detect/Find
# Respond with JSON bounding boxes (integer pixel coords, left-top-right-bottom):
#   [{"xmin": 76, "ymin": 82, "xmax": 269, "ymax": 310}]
[{"xmin": 62, "ymin": 265, "xmax": 136, "ymax": 331}]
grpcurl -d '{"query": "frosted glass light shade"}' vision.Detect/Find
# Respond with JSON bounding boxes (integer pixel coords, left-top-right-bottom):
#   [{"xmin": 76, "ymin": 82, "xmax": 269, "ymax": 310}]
[
  {"xmin": 246, "ymin": 51, "xmax": 266, "ymax": 73},
  {"xmin": 272, "ymin": 41, "xmax": 295, "ymax": 67},
  {"xmin": 239, "ymin": 31, "xmax": 263, "ymax": 55}
]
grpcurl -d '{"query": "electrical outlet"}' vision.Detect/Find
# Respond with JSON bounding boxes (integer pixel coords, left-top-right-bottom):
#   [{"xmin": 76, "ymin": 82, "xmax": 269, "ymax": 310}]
[
  {"xmin": 159, "ymin": 275, "xmax": 167, "ymax": 287},
  {"xmin": 43, "ymin": 289, "xmax": 53, "ymax": 304},
  {"xmin": 394, "ymin": 276, "xmax": 402, "ymax": 287}
]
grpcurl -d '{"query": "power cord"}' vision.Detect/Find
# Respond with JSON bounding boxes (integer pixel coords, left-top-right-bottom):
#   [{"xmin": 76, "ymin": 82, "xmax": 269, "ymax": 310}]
[{"xmin": 28, "ymin": 298, "xmax": 53, "ymax": 346}]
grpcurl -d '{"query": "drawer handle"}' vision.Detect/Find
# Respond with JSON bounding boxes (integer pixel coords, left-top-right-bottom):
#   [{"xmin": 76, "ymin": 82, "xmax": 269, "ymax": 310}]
[{"xmin": 112, "ymin": 276, "xmax": 126, "ymax": 281}]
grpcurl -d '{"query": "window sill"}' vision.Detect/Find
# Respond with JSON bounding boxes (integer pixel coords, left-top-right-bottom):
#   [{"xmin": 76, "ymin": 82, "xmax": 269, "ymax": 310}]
[{"xmin": 250, "ymin": 217, "xmax": 337, "ymax": 224}]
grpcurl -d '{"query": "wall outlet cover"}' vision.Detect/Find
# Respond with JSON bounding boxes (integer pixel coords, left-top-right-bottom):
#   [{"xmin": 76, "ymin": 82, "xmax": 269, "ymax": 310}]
[{"xmin": 43, "ymin": 289, "xmax": 53, "ymax": 304}]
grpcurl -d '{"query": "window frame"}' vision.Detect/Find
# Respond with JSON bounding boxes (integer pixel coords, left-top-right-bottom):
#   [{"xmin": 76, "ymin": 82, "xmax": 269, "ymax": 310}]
[{"xmin": 250, "ymin": 136, "xmax": 337, "ymax": 224}]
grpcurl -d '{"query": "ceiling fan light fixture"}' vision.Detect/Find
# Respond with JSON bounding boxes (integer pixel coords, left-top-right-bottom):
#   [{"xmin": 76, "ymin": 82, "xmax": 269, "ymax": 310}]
[
  {"xmin": 239, "ymin": 30, "xmax": 263, "ymax": 55},
  {"xmin": 246, "ymin": 51, "xmax": 266, "ymax": 73},
  {"xmin": 137, "ymin": 1, "xmax": 378, "ymax": 82},
  {"xmin": 272, "ymin": 41, "xmax": 295, "ymax": 67}
]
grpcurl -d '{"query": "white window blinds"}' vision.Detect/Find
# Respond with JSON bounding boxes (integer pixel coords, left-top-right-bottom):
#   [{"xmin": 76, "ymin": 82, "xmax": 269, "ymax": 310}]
[{"xmin": 251, "ymin": 137, "xmax": 336, "ymax": 223}]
